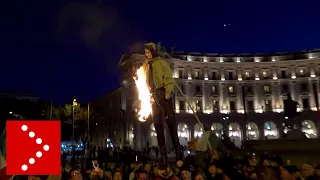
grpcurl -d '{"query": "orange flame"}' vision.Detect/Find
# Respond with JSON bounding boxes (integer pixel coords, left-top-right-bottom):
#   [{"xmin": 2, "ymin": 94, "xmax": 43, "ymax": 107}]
[{"xmin": 133, "ymin": 66, "xmax": 152, "ymax": 122}]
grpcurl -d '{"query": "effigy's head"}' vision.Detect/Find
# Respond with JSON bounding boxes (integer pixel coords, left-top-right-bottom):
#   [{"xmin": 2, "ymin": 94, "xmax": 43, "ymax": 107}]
[{"xmin": 144, "ymin": 42, "xmax": 158, "ymax": 59}]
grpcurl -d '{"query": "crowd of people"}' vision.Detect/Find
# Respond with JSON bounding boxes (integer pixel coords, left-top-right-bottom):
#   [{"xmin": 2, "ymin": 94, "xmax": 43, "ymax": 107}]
[{"xmin": 56, "ymin": 146, "xmax": 320, "ymax": 180}]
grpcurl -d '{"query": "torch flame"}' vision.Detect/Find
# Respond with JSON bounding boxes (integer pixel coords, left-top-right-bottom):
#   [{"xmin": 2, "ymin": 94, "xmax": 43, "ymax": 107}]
[{"xmin": 133, "ymin": 66, "xmax": 152, "ymax": 122}]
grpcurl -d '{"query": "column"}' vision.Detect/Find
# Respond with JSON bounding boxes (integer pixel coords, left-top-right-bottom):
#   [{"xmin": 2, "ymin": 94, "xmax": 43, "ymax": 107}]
[
  {"xmin": 259, "ymin": 125, "xmax": 265, "ymax": 140},
  {"xmin": 316, "ymin": 80, "xmax": 320, "ymax": 109},
  {"xmin": 242, "ymin": 123, "xmax": 247, "ymax": 141},
  {"xmin": 220, "ymin": 68, "xmax": 225, "ymax": 80},
  {"xmin": 190, "ymin": 127, "xmax": 194, "ymax": 140},
  {"xmin": 135, "ymin": 122, "xmax": 142, "ymax": 150},
  {"xmin": 290, "ymin": 81, "xmax": 297, "ymax": 101},
  {"xmin": 290, "ymin": 66, "xmax": 296, "ymax": 79},
  {"xmin": 186, "ymin": 83, "xmax": 193, "ymax": 112},
  {"xmin": 308, "ymin": 80, "xmax": 316, "ymax": 109},
  {"xmin": 236, "ymin": 84, "xmax": 244, "ymax": 112},
  {"xmin": 272, "ymin": 82, "xmax": 281, "ymax": 110},
  {"xmin": 187, "ymin": 67, "xmax": 192, "ymax": 79},
  {"xmin": 273, "ymin": 67, "xmax": 278, "ymax": 79},
  {"xmin": 202, "ymin": 83, "xmax": 208, "ymax": 113},
  {"xmin": 253, "ymin": 84, "xmax": 262, "ymax": 111},
  {"xmin": 237, "ymin": 68, "xmax": 243, "ymax": 80},
  {"xmin": 219, "ymin": 83, "xmax": 226, "ymax": 112},
  {"xmin": 203, "ymin": 68, "xmax": 208, "ymax": 80},
  {"xmin": 310, "ymin": 65, "xmax": 315, "ymax": 76},
  {"xmin": 183, "ymin": 67, "xmax": 187, "ymax": 79},
  {"xmin": 254, "ymin": 68, "xmax": 260, "ymax": 80}
]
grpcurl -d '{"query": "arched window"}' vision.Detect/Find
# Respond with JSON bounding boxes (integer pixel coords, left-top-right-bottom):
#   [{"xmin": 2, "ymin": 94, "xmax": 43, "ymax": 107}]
[
  {"xmin": 149, "ymin": 123, "xmax": 158, "ymax": 146},
  {"xmin": 177, "ymin": 123, "xmax": 190, "ymax": 145},
  {"xmin": 301, "ymin": 120, "xmax": 317, "ymax": 138},
  {"xmin": 246, "ymin": 122, "xmax": 259, "ymax": 140},
  {"xmin": 211, "ymin": 123, "xmax": 223, "ymax": 137},
  {"xmin": 228, "ymin": 123, "xmax": 242, "ymax": 147},
  {"xmin": 264, "ymin": 121, "xmax": 278, "ymax": 139},
  {"xmin": 194, "ymin": 123, "xmax": 203, "ymax": 138}
]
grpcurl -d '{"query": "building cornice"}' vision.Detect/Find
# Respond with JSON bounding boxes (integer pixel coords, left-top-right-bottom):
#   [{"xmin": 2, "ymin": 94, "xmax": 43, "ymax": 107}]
[
  {"xmin": 169, "ymin": 58, "xmax": 320, "ymax": 68},
  {"xmin": 126, "ymin": 54, "xmax": 320, "ymax": 69},
  {"xmin": 174, "ymin": 77, "xmax": 320, "ymax": 85}
]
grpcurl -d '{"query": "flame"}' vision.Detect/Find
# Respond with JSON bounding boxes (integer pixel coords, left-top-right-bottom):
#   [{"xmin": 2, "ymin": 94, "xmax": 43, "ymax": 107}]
[{"xmin": 133, "ymin": 66, "xmax": 152, "ymax": 122}]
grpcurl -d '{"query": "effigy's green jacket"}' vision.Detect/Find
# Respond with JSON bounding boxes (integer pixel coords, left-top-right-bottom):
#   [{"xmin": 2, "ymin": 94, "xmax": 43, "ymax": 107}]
[{"xmin": 142, "ymin": 56, "xmax": 175, "ymax": 98}]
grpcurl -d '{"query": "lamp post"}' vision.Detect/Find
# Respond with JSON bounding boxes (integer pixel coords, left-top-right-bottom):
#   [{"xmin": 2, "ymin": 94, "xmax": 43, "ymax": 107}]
[{"xmin": 72, "ymin": 98, "xmax": 77, "ymax": 157}]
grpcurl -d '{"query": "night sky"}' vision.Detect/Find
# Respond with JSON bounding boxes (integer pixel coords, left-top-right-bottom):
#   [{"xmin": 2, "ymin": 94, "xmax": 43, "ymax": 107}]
[{"xmin": 1, "ymin": 0, "xmax": 319, "ymax": 105}]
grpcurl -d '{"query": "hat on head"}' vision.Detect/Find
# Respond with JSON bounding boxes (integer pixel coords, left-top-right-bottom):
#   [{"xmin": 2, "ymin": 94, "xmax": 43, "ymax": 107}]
[{"xmin": 144, "ymin": 42, "xmax": 158, "ymax": 58}]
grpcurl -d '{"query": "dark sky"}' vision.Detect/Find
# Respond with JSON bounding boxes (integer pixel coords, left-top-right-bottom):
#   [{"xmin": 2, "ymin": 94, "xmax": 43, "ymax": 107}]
[{"xmin": 1, "ymin": 0, "xmax": 319, "ymax": 105}]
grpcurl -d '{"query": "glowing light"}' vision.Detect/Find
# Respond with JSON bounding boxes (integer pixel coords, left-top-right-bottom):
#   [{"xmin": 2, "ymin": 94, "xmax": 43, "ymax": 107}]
[
  {"xmin": 134, "ymin": 66, "xmax": 152, "ymax": 122},
  {"xmin": 275, "ymin": 108, "xmax": 282, "ymax": 113}
]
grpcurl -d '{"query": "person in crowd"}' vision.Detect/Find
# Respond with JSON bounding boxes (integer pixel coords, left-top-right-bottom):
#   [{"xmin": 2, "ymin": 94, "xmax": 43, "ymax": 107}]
[
  {"xmin": 206, "ymin": 164, "xmax": 224, "ymax": 180},
  {"xmin": 136, "ymin": 169, "xmax": 148, "ymax": 180},
  {"xmin": 314, "ymin": 164, "xmax": 320, "ymax": 179},
  {"xmin": 299, "ymin": 164, "xmax": 316, "ymax": 180},
  {"xmin": 257, "ymin": 166, "xmax": 280, "ymax": 180},
  {"xmin": 69, "ymin": 167, "xmax": 83, "ymax": 180},
  {"xmin": 279, "ymin": 166, "xmax": 299, "ymax": 180},
  {"xmin": 180, "ymin": 166, "xmax": 192, "ymax": 180},
  {"xmin": 113, "ymin": 170, "xmax": 122, "ymax": 180}
]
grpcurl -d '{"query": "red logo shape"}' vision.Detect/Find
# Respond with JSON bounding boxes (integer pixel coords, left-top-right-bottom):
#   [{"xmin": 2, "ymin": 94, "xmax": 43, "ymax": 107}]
[{"xmin": 6, "ymin": 120, "xmax": 61, "ymax": 175}]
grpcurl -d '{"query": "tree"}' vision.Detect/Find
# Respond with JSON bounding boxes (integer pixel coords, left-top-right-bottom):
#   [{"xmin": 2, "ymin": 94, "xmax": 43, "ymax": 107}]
[
  {"xmin": 61, "ymin": 103, "xmax": 90, "ymax": 142},
  {"xmin": 63, "ymin": 104, "xmax": 88, "ymax": 122}
]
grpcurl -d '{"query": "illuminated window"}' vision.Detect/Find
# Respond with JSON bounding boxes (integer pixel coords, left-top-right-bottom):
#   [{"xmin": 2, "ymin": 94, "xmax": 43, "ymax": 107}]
[
  {"xmin": 244, "ymin": 71, "xmax": 251, "ymax": 80},
  {"xmin": 300, "ymin": 69, "xmax": 305, "ymax": 77},
  {"xmin": 194, "ymin": 71, "xmax": 199, "ymax": 79},
  {"xmin": 196, "ymin": 100, "xmax": 202, "ymax": 111},
  {"xmin": 265, "ymin": 100, "xmax": 272, "ymax": 111},
  {"xmin": 229, "ymin": 86, "xmax": 234, "ymax": 93},
  {"xmin": 263, "ymin": 71, "xmax": 268, "ymax": 78},
  {"xmin": 213, "ymin": 100, "xmax": 219, "ymax": 111},
  {"xmin": 264, "ymin": 86, "xmax": 270, "ymax": 92}
]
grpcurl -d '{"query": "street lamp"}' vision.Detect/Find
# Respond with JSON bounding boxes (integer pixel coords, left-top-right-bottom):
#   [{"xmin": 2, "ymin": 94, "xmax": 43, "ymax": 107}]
[{"xmin": 72, "ymin": 98, "xmax": 78, "ymax": 157}]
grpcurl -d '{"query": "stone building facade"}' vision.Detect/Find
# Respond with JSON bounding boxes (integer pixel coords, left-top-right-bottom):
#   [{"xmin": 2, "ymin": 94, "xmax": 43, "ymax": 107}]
[{"xmin": 92, "ymin": 50, "xmax": 320, "ymax": 149}]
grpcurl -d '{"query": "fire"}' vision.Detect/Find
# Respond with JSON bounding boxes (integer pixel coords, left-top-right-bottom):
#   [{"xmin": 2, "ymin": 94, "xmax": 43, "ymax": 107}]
[{"xmin": 133, "ymin": 66, "xmax": 152, "ymax": 122}]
